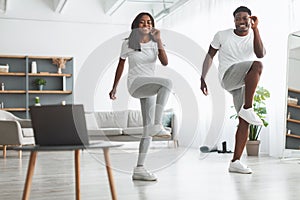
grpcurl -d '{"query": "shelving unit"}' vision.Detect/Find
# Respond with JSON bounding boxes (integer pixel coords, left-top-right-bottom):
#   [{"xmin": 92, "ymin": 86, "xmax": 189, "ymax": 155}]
[
  {"xmin": 286, "ymin": 88, "xmax": 300, "ymax": 149},
  {"xmin": 0, "ymin": 55, "xmax": 73, "ymax": 118}
]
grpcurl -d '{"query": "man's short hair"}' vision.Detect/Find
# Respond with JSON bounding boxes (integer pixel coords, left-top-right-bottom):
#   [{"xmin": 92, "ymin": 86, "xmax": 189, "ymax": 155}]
[{"xmin": 233, "ymin": 6, "xmax": 251, "ymax": 16}]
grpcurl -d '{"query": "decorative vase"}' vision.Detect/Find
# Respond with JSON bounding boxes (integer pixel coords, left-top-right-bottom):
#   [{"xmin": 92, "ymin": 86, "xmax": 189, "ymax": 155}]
[
  {"xmin": 246, "ymin": 140, "xmax": 260, "ymax": 156},
  {"xmin": 57, "ymin": 68, "xmax": 62, "ymax": 74},
  {"xmin": 31, "ymin": 61, "xmax": 37, "ymax": 73},
  {"xmin": 38, "ymin": 85, "xmax": 43, "ymax": 91}
]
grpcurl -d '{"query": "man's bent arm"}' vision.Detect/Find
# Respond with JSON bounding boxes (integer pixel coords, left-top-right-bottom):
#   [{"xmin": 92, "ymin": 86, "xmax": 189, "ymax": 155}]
[{"xmin": 251, "ymin": 16, "xmax": 266, "ymax": 58}]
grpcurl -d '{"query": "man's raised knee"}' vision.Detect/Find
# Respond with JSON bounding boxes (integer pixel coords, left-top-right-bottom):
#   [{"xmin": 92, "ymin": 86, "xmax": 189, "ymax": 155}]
[{"xmin": 252, "ymin": 61, "xmax": 263, "ymax": 74}]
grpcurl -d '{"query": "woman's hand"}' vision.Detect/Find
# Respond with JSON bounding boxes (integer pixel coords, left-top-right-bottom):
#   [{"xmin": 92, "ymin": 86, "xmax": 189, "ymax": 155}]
[
  {"xmin": 200, "ymin": 77, "xmax": 209, "ymax": 95},
  {"xmin": 109, "ymin": 88, "xmax": 117, "ymax": 100},
  {"xmin": 151, "ymin": 28, "xmax": 161, "ymax": 42}
]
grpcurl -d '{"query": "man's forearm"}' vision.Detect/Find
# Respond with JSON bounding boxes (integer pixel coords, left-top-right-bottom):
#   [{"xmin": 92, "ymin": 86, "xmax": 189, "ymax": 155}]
[{"xmin": 253, "ymin": 28, "xmax": 266, "ymax": 58}]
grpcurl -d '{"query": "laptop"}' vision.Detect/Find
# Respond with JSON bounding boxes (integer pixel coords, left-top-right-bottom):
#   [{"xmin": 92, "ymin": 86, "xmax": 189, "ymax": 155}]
[{"xmin": 29, "ymin": 104, "xmax": 90, "ymax": 146}]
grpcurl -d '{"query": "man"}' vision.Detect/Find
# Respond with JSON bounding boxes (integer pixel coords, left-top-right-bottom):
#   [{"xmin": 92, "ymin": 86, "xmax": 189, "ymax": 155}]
[{"xmin": 200, "ymin": 6, "xmax": 266, "ymax": 174}]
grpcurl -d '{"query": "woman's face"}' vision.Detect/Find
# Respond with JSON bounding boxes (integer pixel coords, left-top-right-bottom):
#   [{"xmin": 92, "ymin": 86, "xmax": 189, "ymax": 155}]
[{"xmin": 138, "ymin": 15, "xmax": 153, "ymax": 35}]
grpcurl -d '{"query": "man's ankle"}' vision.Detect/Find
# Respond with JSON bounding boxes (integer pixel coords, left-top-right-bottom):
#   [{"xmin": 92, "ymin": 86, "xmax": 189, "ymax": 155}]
[{"xmin": 243, "ymin": 105, "xmax": 252, "ymax": 109}]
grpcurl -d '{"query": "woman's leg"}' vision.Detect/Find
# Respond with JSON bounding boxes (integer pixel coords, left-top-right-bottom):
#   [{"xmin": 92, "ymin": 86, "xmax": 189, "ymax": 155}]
[
  {"xmin": 132, "ymin": 97, "xmax": 157, "ymax": 181},
  {"xmin": 131, "ymin": 77, "xmax": 173, "ymax": 128},
  {"xmin": 154, "ymin": 86, "xmax": 171, "ymax": 124},
  {"xmin": 136, "ymin": 97, "xmax": 155, "ymax": 166}
]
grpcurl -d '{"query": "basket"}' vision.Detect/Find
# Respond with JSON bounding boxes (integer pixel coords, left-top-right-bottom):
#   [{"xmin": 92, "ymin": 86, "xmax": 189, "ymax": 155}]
[
  {"xmin": 288, "ymin": 97, "xmax": 298, "ymax": 105},
  {"xmin": 0, "ymin": 64, "xmax": 9, "ymax": 73}
]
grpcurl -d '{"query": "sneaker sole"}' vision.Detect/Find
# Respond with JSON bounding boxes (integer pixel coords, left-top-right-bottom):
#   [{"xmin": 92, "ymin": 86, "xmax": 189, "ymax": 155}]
[
  {"xmin": 152, "ymin": 134, "xmax": 171, "ymax": 138},
  {"xmin": 132, "ymin": 175, "xmax": 157, "ymax": 181},
  {"xmin": 228, "ymin": 168, "xmax": 252, "ymax": 174},
  {"xmin": 239, "ymin": 114, "xmax": 263, "ymax": 126}
]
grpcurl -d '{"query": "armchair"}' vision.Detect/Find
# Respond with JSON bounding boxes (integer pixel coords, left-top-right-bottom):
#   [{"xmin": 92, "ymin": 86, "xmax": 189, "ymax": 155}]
[{"xmin": 0, "ymin": 110, "xmax": 35, "ymax": 158}]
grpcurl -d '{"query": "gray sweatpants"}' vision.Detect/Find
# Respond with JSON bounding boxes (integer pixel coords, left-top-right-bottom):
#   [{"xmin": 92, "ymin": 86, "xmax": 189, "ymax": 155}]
[
  {"xmin": 221, "ymin": 61, "xmax": 253, "ymax": 112},
  {"xmin": 131, "ymin": 76, "xmax": 173, "ymax": 137}
]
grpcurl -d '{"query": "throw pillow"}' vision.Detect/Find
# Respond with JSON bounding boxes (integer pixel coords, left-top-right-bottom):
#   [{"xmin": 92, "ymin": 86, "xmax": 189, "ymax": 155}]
[
  {"xmin": 95, "ymin": 110, "xmax": 128, "ymax": 128},
  {"xmin": 127, "ymin": 110, "xmax": 143, "ymax": 127},
  {"xmin": 162, "ymin": 111, "xmax": 173, "ymax": 128},
  {"xmin": 85, "ymin": 113, "xmax": 99, "ymax": 130}
]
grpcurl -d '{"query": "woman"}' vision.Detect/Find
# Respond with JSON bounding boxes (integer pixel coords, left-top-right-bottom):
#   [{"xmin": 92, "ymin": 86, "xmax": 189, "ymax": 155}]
[{"xmin": 109, "ymin": 12, "xmax": 173, "ymax": 181}]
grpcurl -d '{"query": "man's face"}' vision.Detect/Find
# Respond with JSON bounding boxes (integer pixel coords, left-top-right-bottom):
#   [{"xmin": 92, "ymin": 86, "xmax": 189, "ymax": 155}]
[{"xmin": 234, "ymin": 11, "xmax": 251, "ymax": 33}]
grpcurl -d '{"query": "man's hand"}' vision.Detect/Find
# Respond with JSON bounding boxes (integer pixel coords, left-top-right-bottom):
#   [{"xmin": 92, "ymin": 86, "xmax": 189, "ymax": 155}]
[
  {"xmin": 250, "ymin": 16, "xmax": 258, "ymax": 29},
  {"xmin": 200, "ymin": 77, "xmax": 209, "ymax": 95}
]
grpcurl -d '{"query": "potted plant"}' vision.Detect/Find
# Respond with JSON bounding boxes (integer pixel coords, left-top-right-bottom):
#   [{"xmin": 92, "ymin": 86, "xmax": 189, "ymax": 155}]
[
  {"xmin": 52, "ymin": 57, "xmax": 67, "ymax": 74},
  {"xmin": 34, "ymin": 78, "xmax": 46, "ymax": 91},
  {"xmin": 230, "ymin": 86, "xmax": 270, "ymax": 156}
]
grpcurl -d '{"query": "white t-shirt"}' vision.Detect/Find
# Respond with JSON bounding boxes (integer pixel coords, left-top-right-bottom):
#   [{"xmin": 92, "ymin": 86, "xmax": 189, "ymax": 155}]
[
  {"xmin": 120, "ymin": 39, "xmax": 158, "ymax": 94},
  {"xmin": 210, "ymin": 28, "xmax": 255, "ymax": 82}
]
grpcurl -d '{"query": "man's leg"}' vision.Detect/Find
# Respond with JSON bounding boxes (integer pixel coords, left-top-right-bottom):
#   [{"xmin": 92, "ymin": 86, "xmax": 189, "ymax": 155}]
[
  {"xmin": 232, "ymin": 61, "xmax": 263, "ymax": 125},
  {"xmin": 232, "ymin": 117, "xmax": 249, "ymax": 161},
  {"xmin": 228, "ymin": 88, "xmax": 252, "ymax": 174},
  {"xmin": 244, "ymin": 61, "xmax": 263, "ymax": 109}
]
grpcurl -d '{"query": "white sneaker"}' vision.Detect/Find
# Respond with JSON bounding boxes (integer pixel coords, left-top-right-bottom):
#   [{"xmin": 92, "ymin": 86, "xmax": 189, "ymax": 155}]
[
  {"xmin": 228, "ymin": 160, "xmax": 252, "ymax": 174},
  {"xmin": 238, "ymin": 106, "xmax": 263, "ymax": 126},
  {"xmin": 132, "ymin": 166, "xmax": 157, "ymax": 181},
  {"xmin": 147, "ymin": 124, "xmax": 171, "ymax": 138}
]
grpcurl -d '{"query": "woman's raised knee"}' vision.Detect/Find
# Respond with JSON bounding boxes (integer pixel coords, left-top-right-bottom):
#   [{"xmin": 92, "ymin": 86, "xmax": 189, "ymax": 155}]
[{"xmin": 164, "ymin": 79, "xmax": 173, "ymax": 90}]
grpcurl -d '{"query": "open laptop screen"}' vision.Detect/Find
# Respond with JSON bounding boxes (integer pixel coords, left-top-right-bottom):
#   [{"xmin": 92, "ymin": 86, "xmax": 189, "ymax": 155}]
[{"xmin": 29, "ymin": 104, "xmax": 89, "ymax": 146}]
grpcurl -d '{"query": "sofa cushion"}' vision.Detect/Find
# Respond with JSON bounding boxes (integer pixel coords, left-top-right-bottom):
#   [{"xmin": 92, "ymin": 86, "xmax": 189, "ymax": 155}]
[
  {"xmin": 127, "ymin": 110, "xmax": 143, "ymax": 127},
  {"xmin": 122, "ymin": 127, "xmax": 144, "ymax": 135},
  {"xmin": 22, "ymin": 128, "xmax": 34, "ymax": 137},
  {"xmin": 18, "ymin": 120, "xmax": 32, "ymax": 128},
  {"xmin": 85, "ymin": 113, "xmax": 99, "ymax": 129},
  {"xmin": 127, "ymin": 109, "xmax": 173, "ymax": 128},
  {"xmin": 123, "ymin": 127, "xmax": 172, "ymax": 136},
  {"xmin": 164, "ymin": 127, "xmax": 172, "ymax": 133},
  {"xmin": 95, "ymin": 110, "xmax": 128, "ymax": 128},
  {"xmin": 88, "ymin": 128, "xmax": 123, "ymax": 136}
]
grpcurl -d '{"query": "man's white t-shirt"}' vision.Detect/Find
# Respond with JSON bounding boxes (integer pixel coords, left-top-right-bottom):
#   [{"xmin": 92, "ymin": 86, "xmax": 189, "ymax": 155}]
[
  {"xmin": 120, "ymin": 39, "xmax": 158, "ymax": 94},
  {"xmin": 210, "ymin": 28, "xmax": 255, "ymax": 82}
]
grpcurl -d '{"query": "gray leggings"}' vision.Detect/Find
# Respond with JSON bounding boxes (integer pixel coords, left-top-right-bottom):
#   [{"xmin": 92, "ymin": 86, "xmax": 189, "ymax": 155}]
[{"xmin": 131, "ymin": 77, "xmax": 173, "ymax": 136}]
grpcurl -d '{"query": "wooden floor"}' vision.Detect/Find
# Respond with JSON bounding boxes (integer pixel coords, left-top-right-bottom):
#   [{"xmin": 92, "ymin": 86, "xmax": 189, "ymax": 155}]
[{"xmin": 1, "ymin": 142, "xmax": 300, "ymax": 200}]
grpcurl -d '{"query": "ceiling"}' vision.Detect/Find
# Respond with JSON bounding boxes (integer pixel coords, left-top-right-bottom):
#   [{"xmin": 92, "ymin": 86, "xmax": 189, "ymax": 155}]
[
  {"xmin": 0, "ymin": 0, "xmax": 191, "ymax": 22},
  {"xmin": 102, "ymin": 0, "xmax": 190, "ymax": 21}
]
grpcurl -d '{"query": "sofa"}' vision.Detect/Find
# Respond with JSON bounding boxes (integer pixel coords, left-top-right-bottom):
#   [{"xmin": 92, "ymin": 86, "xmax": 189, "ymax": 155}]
[
  {"xmin": 85, "ymin": 109, "xmax": 179, "ymax": 147},
  {"xmin": 0, "ymin": 110, "xmax": 35, "ymax": 158}
]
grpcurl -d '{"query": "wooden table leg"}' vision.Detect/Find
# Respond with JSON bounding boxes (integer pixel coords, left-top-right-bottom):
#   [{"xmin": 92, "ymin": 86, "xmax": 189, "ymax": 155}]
[
  {"xmin": 22, "ymin": 151, "xmax": 37, "ymax": 200},
  {"xmin": 103, "ymin": 148, "xmax": 117, "ymax": 200},
  {"xmin": 75, "ymin": 149, "xmax": 81, "ymax": 200},
  {"xmin": 3, "ymin": 145, "xmax": 7, "ymax": 158},
  {"xmin": 18, "ymin": 145, "xmax": 22, "ymax": 159}
]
